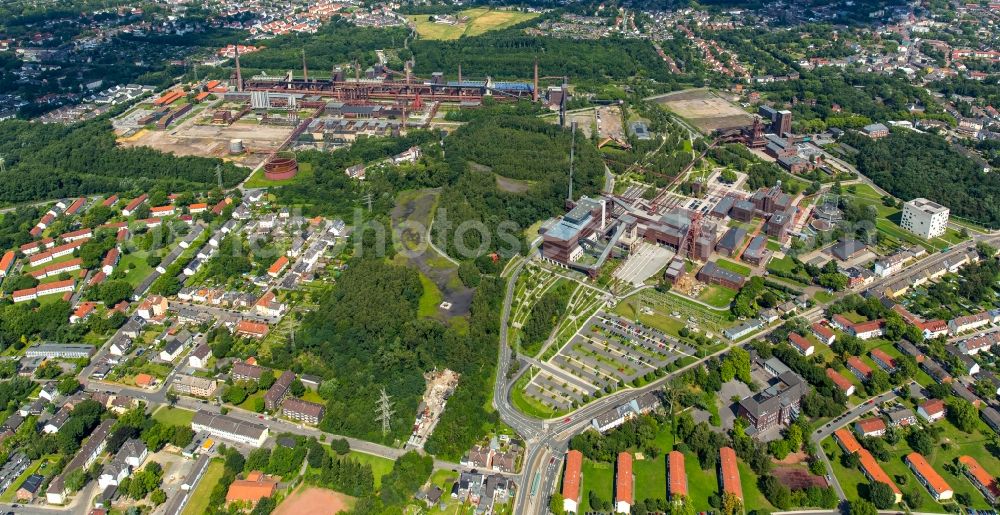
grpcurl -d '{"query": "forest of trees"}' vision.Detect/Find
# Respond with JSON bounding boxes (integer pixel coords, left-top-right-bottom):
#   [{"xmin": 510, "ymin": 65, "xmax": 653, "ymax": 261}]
[
  {"xmin": 842, "ymin": 129, "xmax": 1000, "ymax": 228},
  {"xmin": 238, "ymin": 21, "xmax": 409, "ymax": 74},
  {"xmin": 0, "ymin": 120, "xmax": 245, "ymax": 203},
  {"xmin": 410, "ymin": 29, "xmax": 704, "ymax": 86},
  {"xmin": 432, "ymin": 115, "xmax": 605, "ymax": 257}
]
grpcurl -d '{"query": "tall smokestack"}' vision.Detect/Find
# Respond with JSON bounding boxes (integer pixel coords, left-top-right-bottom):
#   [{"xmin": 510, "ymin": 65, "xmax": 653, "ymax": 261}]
[
  {"xmin": 234, "ymin": 44, "xmax": 243, "ymax": 92},
  {"xmin": 302, "ymin": 48, "xmax": 308, "ymax": 82},
  {"xmin": 533, "ymin": 58, "xmax": 539, "ymax": 102},
  {"xmin": 568, "ymin": 121, "xmax": 576, "ymax": 202},
  {"xmin": 355, "ymin": 60, "xmax": 360, "ymax": 81},
  {"xmin": 458, "ymin": 63, "xmax": 462, "ymax": 84}
]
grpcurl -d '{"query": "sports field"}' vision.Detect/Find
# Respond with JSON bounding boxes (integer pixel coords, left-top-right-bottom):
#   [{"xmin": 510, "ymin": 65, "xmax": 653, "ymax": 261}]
[
  {"xmin": 274, "ymin": 486, "xmax": 354, "ymax": 515},
  {"xmin": 407, "ymin": 8, "xmax": 538, "ymax": 40}
]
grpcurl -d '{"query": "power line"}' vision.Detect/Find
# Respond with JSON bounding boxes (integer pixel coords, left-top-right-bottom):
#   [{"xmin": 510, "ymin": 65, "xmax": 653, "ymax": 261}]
[{"xmin": 375, "ymin": 388, "xmax": 395, "ymax": 437}]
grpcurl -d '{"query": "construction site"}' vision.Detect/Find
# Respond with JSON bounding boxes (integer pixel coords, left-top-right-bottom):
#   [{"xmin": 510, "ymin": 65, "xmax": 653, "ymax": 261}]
[{"xmin": 405, "ymin": 369, "xmax": 460, "ymax": 450}]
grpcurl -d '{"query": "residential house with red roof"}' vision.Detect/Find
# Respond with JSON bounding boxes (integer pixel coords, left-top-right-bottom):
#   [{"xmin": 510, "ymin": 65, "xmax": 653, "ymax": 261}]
[
  {"xmin": 958, "ymin": 455, "xmax": 999, "ymax": 503},
  {"xmin": 847, "ymin": 356, "xmax": 873, "ymax": 381},
  {"xmin": 669, "ymin": 451, "xmax": 688, "ymax": 500},
  {"xmin": 789, "ymin": 333, "xmax": 814, "ymax": 356},
  {"xmin": 562, "ymin": 450, "xmax": 583, "ymax": 513},
  {"xmin": 267, "ymin": 256, "xmax": 289, "ymax": 278},
  {"xmin": 851, "ymin": 319, "xmax": 885, "ymax": 340},
  {"xmin": 615, "ymin": 452, "xmax": 633, "ymax": 513},
  {"xmin": 101, "ymin": 248, "xmax": 119, "ymax": 275},
  {"xmin": 235, "ymin": 320, "xmax": 270, "ymax": 339},
  {"xmin": 870, "ymin": 349, "xmax": 897, "ymax": 372},
  {"xmin": 906, "ymin": 452, "xmax": 953, "ymax": 500},
  {"xmin": 718, "ymin": 447, "xmax": 743, "ymax": 501},
  {"xmin": 826, "ymin": 368, "xmax": 855, "ymax": 396},
  {"xmin": 0, "ymin": 251, "xmax": 15, "ymax": 278},
  {"xmin": 854, "ymin": 417, "xmax": 887, "ymax": 437},
  {"xmin": 858, "ymin": 449, "xmax": 902, "ymax": 503},
  {"xmin": 122, "ymin": 194, "xmax": 148, "ymax": 217},
  {"xmin": 918, "ymin": 399, "xmax": 946, "ymax": 423},
  {"xmin": 834, "ymin": 428, "xmax": 862, "ymax": 454},
  {"xmin": 811, "ymin": 322, "xmax": 836, "ymax": 345}
]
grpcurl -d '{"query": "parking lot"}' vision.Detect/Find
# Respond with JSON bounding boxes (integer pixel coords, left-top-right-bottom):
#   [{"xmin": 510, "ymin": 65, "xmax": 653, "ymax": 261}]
[{"xmin": 522, "ymin": 312, "xmax": 694, "ymax": 410}]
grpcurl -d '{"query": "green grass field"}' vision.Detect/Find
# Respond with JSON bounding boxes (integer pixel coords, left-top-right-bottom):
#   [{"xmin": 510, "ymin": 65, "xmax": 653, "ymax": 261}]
[
  {"xmin": 697, "ymin": 285, "xmax": 737, "ymax": 308},
  {"xmin": 119, "ymin": 251, "xmax": 155, "ymax": 288},
  {"xmin": 347, "ymin": 451, "xmax": 395, "ymax": 488},
  {"xmin": 407, "ymin": 8, "xmax": 539, "ymax": 40},
  {"xmin": 634, "ymin": 454, "xmax": 667, "ymax": 502},
  {"xmin": 579, "ymin": 459, "xmax": 615, "ymax": 512},
  {"xmin": 153, "ymin": 406, "xmax": 196, "ymax": 427},
  {"xmin": 683, "ymin": 452, "xmax": 719, "ymax": 511},
  {"xmin": 417, "ymin": 272, "xmax": 444, "ymax": 318},
  {"xmin": 716, "ymin": 259, "xmax": 751, "ymax": 276},
  {"xmin": 182, "ymin": 459, "xmax": 225, "ymax": 515},
  {"xmin": 738, "ymin": 460, "xmax": 775, "ymax": 512}
]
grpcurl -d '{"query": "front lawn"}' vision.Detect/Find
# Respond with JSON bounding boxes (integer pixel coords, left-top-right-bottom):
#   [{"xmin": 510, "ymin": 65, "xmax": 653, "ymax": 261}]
[{"xmin": 152, "ymin": 406, "xmax": 196, "ymax": 427}]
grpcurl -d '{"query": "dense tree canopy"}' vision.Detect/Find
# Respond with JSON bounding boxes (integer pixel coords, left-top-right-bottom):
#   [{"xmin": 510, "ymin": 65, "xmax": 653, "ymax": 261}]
[{"xmin": 0, "ymin": 119, "xmax": 246, "ymax": 203}]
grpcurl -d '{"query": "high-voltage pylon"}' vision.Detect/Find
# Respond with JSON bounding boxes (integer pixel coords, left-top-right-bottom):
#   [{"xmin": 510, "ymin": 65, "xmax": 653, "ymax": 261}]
[{"xmin": 376, "ymin": 388, "xmax": 395, "ymax": 436}]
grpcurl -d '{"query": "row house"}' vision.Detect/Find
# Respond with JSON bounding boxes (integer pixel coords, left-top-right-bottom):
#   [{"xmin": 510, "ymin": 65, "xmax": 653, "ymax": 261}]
[
  {"xmin": 122, "ymin": 194, "xmax": 148, "ymax": 216},
  {"xmin": 59, "ymin": 228, "xmax": 92, "ymax": 243},
  {"xmin": 788, "ymin": 333, "xmax": 814, "ymax": 356},
  {"xmin": 958, "ymin": 331, "xmax": 1000, "ymax": 355},
  {"xmin": 30, "ymin": 257, "xmax": 82, "ymax": 279},
  {"xmin": 921, "ymin": 359, "xmax": 953, "ymax": 384},
  {"xmin": 811, "ymin": 322, "xmax": 836, "ymax": 345},
  {"xmin": 959, "ymin": 455, "xmax": 1000, "ymax": 503},
  {"xmin": 12, "ymin": 279, "xmax": 75, "ymax": 303},
  {"xmin": 826, "ymin": 368, "xmax": 855, "ymax": 396},
  {"xmin": 870, "ymin": 349, "xmax": 897, "ymax": 372},
  {"xmin": 847, "ymin": 356, "xmax": 874, "ymax": 381},
  {"xmin": 906, "ymin": 452, "xmax": 953, "ymax": 501},
  {"xmin": 29, "ymin": 239, "xmax": 87, "ymax": 266},
  {"xmin": 20, "ymin": 238, "xmax": 55, "ymax": 256},
  {"xmin": 949, "ymin": 311, "xmax": 992, "ymax": 335}
]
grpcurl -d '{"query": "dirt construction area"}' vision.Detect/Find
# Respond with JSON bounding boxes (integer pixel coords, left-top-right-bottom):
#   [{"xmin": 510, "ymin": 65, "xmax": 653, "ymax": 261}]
[
  {"xmin": 655, "ymin": 88, "xmax": 753, "ymax": 134},
  {"xmin": 117, "ymin": 118, "xmax": 291, "ymax": 169},
  {"xmin": 274, "ymin": 486, "xmax": 354, "ymax": 515}
]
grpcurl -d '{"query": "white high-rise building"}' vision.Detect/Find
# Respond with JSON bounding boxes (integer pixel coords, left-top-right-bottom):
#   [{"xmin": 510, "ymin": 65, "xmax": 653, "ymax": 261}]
[{"xmin": 901, "ymin": 198, "xmax": 949, "ymax": 239}]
